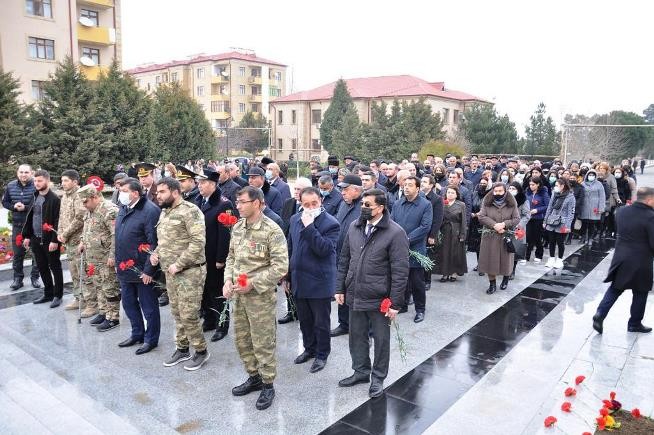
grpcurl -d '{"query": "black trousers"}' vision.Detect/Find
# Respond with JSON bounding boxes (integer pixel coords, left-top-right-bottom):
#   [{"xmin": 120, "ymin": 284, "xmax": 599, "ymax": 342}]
[
  {"xmin": 31, "ymin": 238, "xmax": 63, "ymax": 299},
  {"xmin": 349, "ymin": 309, "xmax": 390, "ymax": 381},
  {"xmin": 337, "ymin": 301, "xmax": 350, "ymax": 329},
  {"xmin": 596, "ymin": 285, "xmax": 648, "ymax": 327},
  {"xmin": 202, "ymin": 267, "xmax": 228, "ymax": 331},
  {"xmin": 580, "ymin": 219, "xmax": 599, "ymax": 239},
  {"xmin": 526, "ymin": 219, "xmax": 544, "ymax": 260},
  {"xmin": 11, "ymin": 225, "xmax": 39, "ymax": 281},
  {"xmin": 548, "ymin": 231, "xmax": 565, "ymax": 258},
  {"xmin": 296, "ymin": 297, "xmax": 331, "ymax": 360},
  {"xmin": 405, "ymin": 267, "xmax": 426, "ymax": 312}
]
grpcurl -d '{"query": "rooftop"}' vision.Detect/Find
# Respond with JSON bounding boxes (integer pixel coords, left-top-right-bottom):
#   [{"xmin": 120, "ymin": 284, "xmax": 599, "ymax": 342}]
[{"xmin": 126, "ymin": 51, "xmax": 286, "ymax": 75}]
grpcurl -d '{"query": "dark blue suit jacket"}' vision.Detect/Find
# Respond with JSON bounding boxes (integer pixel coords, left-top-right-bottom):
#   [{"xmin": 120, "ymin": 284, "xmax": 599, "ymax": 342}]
[{"xmin": 115, "ymin": 196, "xmax": 160, "ymax": 283}]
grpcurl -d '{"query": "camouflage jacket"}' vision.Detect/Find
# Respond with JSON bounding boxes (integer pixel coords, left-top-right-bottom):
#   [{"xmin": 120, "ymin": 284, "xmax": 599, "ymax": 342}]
[
  {"xmin": 81, "ymin": 200, "xmax": 118, "ymax": 261},
  {"xmin": 59, "ymin": 187, "xmax": 86, "ymax": 243},
  {"xmin": 154, "ymin": 199, "xmax": 206, "ymax": 270},
  {"xmin": 224, "ymin": 213, "xmax": 289, "ymax": 294}
]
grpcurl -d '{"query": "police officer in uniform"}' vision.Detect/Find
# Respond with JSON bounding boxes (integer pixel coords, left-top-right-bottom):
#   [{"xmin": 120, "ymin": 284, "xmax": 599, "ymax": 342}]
[
  {"xmin": 135, "ymin": 163, "xmax": 157, "ymax": 203},
  {"xmin": 176, "ymin": 165, "xmax": 201, "ymax": 203}
]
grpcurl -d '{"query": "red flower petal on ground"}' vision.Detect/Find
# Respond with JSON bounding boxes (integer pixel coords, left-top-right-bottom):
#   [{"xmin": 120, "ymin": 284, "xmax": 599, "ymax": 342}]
[
  {"xmin": 609, "ymin": 391, "xmax": 616, "ymax": 400},
  {"xmin": 564, "ymin": 387, "xmax": 577, "ymax": 397},
  {"xmin": 631, "ymin": 408, "xmax": 642, "ymax": 419},
  {"xmin": 575, "ymin": 375, "xmax": 585, "ymax": 385},
  {"xmin": 15, "ymin": 234, "xmax": 23, "ymax": 246},
  {"xmin": 380, "ymin": 297, "xmax": 392, "ymax": 313},
  {"xmin": 86, "ymin": 264, "xmax": 95, "ymax": 277},
  {"xmin": 600, "ymin": 407, "xmax": 609, "ymax": 416},
  {"xmin": 543, "ymin": 416, "xmax": 557, "ymax": 427},
  {"xmin": 237, "ymin": 273, "xmax": 248, "ymax": 287},
  {"xmin": 138, "ymin": 243, "xmax": 151, "ymax": 253},
  {"xmin": 561, "ymin": 401, "xmax": 572, "ymax": 412},
  {"xmin": 583, "ymin": 432, "xmax": 592, "ymax": 435}
]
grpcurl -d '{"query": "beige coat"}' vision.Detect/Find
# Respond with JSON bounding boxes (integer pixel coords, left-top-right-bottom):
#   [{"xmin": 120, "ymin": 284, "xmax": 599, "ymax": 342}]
[{"xmin": 477, "ymin": 192, "xmax": 520, "ymax": 277}]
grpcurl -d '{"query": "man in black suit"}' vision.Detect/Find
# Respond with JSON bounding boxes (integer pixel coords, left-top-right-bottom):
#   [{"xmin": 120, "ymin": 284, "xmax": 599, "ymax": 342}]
[
  {"xmin": 195, "ymin": 170, "xmax": 234, "ymax": 341},
  {"xmin": 593, "ymin": 187, "xmax": 654, "ymax": 334},
  {"xmin": 421, "ymin": 175, "xmax": 444, "ymax": 290}
]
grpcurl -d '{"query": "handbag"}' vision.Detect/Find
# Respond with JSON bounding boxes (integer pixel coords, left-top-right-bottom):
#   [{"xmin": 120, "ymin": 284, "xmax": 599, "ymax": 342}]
[
  {"xmin": 546, "ymin": 214, "xmax": 562, "ymax": 227},
  {"xmin": 504, "ymin": 235, "xmax": 516, "ymax": 253}
]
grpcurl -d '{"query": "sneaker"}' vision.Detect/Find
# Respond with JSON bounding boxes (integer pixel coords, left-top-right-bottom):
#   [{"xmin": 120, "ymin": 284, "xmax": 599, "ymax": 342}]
[
  {"xmin": 163, "ymin": 349, "xmax": 192, "ymax": 367},
  {"xmin": 96, "ymin": 319, "xmax": 119, "ymax": 332},
  {"xmin": 65, "ymin": 299, "xmax": 80, "ymax": 310},
  {"xmin": 89, "ymin": 314, "xmax": 105, "ymax": 325},
  {"xmin": 545, "ymin": 257, "xmax": 555, "ymax": 268},
  {"xmin": 554, "ymin": 258, "xmax": 564, "ymax": 269},
  {"xmin": 533, "ymin": 258, "xmax": 542, "ymax": 264},
  {"xmin": 183, "ymin": 351, "xmax": 210, "ymax": 371},
  {"xmin": 518, "ymin": 260, "xmax": 527, "ymax": 266},
  {"xmin": 81, "ymin": 307, "xmax": 98, "ymax": 318}
]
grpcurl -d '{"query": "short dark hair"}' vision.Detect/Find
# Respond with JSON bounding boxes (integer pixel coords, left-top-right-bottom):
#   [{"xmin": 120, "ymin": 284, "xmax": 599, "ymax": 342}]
[
  {"xmin": 34, "ymin": 169, "xmax": 50, "ymax": 180},
  {"xmin": 555, "ymin": 177, "xmax": 570, "ymax": 193},
  {"xmin": 636, "ymin": 187, "xmax": 654, "ymax": 202},
  {"xmin": 404, "ymin": 176, "xmax": 421, "ymax": 188},
  {"xmin": 156, "ymin": 176, "xmax": 181, "ymax": 193},
  {"xmin": 237, "ymin": 186, "xmax": 264, "ymax": 203},
  {"xmin": 61, "ymin": 169, "xmax": 80, "ymax": 182},
  {"xmin": 300, "ymin": 187, "xmax": 321, "ymax": 201},
  {"xmin": 529, "ymin": 175, "xmax": 544, "ymax": 188},
  {"xmin": 123, "ymin": 177, "xmax": 143, "ymax": 195},
  {"xmin": 362, "ymin": 170, "xmax": 377, "ymax": 181},
  {"xmin": 318, "ymin": 175, "xmax": 333, "ymax": 185},
  {"xmin": 422, "ymin": 174, "xmax": 435, "ymax": 186},
  {"xmin": 362, "ymin": 188, "xmax": 387, "ymax": 207},
  {"xmin": 445, "ymin": 184, "xmax": 461, "ymax": 200}
]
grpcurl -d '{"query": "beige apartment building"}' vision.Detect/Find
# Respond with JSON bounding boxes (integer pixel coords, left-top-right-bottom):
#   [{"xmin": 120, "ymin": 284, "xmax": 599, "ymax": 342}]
[
  {"xmin": 126, "ymin": 51, "xmax": 287, "ymax": 130},
  {"xmin": 0, "ymin": 0, "xmax": 121, "ymax": 104},
  {"xmin": 270, "ymin": 75, "xmax": 490, "ymax": 161}
]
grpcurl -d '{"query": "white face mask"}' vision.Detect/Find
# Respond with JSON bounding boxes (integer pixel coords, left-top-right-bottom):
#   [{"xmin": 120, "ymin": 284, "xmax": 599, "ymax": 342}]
[
  {"xmin": 515, "ymin": 173, "xmax": 525, "ymax": 183},
  {"xmin": 508, "ymin": 188, "xmax": 518, "ymax": 196},
  {"xmin": 163, "ymin": 171, "xmax": 170, "ymax": 178},
  {"xmin": 118, "ymin": 191, "xmax": 131, "ymax": 206},
  {"xmin": 305, "ymin": 207, "xmax": 322, "ymax": 219},
  {"xmin": 501, "ymin": 175, "xmax": 509, "ymax": 183},
  {"xmin": 553, "ymin": 186, "xmax": 561, "ymax": 193},
  {"xmin": 614, "ymin": 172, "xmax": 622, "ymax": 179},
  {"xmin": 587, "ymin": 175, "xmax": 596, "ymax": 182}
]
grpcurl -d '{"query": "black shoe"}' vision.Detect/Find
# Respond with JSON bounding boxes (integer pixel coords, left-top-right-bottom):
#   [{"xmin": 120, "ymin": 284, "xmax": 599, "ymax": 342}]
[
  {"xmin": 580, "ymin": 237, "xmax": 587, "ymax": 245},
  {"xmin": 294, "ymin": 350, "xmax": 315, "ymax": 364},
  {"xmin": 309, "ymin": 358, "xmax": 327, "ymax": 373},
  {"xmin": 211, "ymin": 330, "xmax": 228, "ymax": 342},
  {"xmin": 628, "ymin": 324, "xmax": 652, "ymax": 333},
  {"xmin": 97, "ymin": 319, "xmax": 119, "ymax": 332},
  {"xmin": 10, "ymin": 279, "xmax": 23, "ymax": 291},
  {"xmin": 500, "ymin": 277, "xmax": 509, "ymax": 290},
  {"xmin": 118, "ymin": 337, "xmax": 144, "ymax": 348},
  {"xmin": 414, "ymin": 312, "xmax": 425, "ymax": 323},
  {"xmin": 31, "ymin": 277, "xmax": 41, "ymax": 288},
  {"xmin": 255, "ymin": 384, "xmax": 275, "ymax": 410},
  {"xmin": 369, "ymin": 378, "xmax": 384, "ymax": 398},
  {"xmin": 33, "ymin": 295, "xmax": 53, "ymax": 304},
  {"xmin": 232, "ymin": 375, "xmax": 263, "ymax": 396},
  {"xmin": 338, "ymin": 373, "xmax": 369, "ymax": 387},
  {"xmin": 509, "ymin": 271, "xmax": 515, "ymax": 280},
  {"xmin": 592, "ymin": 314, "xmax": 604, "ymax": 334},
  {"xmin": 49, "ymin": 297, "xmax": 62, "ymax": 308},
  {"xmin": 439, "ymin": 276, "xmax": 448, "ymax": 282},
  {"xmin": 202, "ymin": 322, "xmax": 216, "ymax": 332},
  {"xmin": 135, "ymin": 343, "xmax": 157, "ymax": 355},
  {"xmin": 158, "ymin": 292, "xmax": 169, "ymax": 307},
  {"xmin": 277, "ymin": 312, "xmax": 297, "ymax": 324},
  {"xmin": 486, "ymin": 281, "xmax": 497, "ymax": 295},
  {"xmin": 425, "ymin": 281, "xmax": 431, "ymax": 291},
  {"xmin": 89, "ymin": 314, "xmax": 106, "ymax": 325},
  {"xmin": 330, "ymin": 325, "xmax": 349, "ymax": 337}
]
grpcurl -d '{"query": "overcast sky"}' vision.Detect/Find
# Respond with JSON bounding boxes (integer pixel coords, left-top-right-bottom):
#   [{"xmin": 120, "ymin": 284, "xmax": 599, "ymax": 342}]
[{"xmin": 121, "ymin": 0, "xmax": 653, "ymax": 133}]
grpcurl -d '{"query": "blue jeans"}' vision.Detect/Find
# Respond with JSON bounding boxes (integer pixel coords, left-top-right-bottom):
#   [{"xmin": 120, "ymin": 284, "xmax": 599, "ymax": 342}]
[{"xmin": 120, "ymin": 280, "xmax": 161, "ymax": 345}]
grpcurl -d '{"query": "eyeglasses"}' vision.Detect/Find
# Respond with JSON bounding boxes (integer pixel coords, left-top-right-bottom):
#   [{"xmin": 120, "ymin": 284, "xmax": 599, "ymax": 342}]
[{"xmin": 235, "ymin": 199, "xmax": 255, "ymax": 205}]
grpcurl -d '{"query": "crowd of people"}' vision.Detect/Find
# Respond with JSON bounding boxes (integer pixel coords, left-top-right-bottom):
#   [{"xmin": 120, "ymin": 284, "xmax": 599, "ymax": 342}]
[{"xmin": 1, "ymin": 151, "xmax": 651, "ymax": 411}]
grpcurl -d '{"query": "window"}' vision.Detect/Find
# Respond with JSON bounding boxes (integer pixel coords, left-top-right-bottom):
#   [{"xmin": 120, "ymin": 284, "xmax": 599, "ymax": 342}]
[
  {"xmin": 80, "ymin": 9, "xmax": 99, "ymax": 26},
  {"xmin": 442, "ymin": 108, "xmax": 450, "ymax": 124},
  {"xmin": 196, "ymin": 68, "xmax": 204, "ymax": 79},
  {"xmin": 239, "ymin": 85, "xmax": 246, "ymax": 95},
  {"xmin": 171, "ymin": 72, "xmax": 178, "ymax": 82},
  {"xmin": 453, "ymin": 109, "xmax": 460, "ymax": 124},
  {"xmin": 292, "ymin": 139, "xmax": 297, "ymax": 150},
  {"xmin": 277, "ymin": 138, "xmax": 283, "ymax": 150},
  {"xmin": 26, "ymin": 0, "xmax": 52, "ymax": 18},
  {"xmin": 312, "ymin": 139, "xmax": 320, "ymax": 150},
  {"xmin": 239, "ymin": 103, "xmax": 246, "ymax": 113},
  {"xmin": 278, "ymin": 110, "xmax": 283, "ymax": 124},
  {"xmin": 311, "ymin": 109, "xmax": 321, "ymax": 124},
  {"xmin": 197, "ymin": 85, "xmax": 204, "ymax": 96},
  {"xmin": 239, "ymin": 67, "xmax": 246, "ymax": 76},
  {"xmin": 251, "ymin": 103, "xmax": 260, "ymax": 112},
  {"xmin": 155, "ymin": 75, "xmax": 161, "ymax": 85},
  {"xmin": 31, "ymin": 80, "xmax": 46, "ymax": 101},
  {"xmin": 269, "ymin": 87, "xmax": 281, "ymax": 97},
  {"xmin": 210, "ymin": 101, "xmax": 229, "ymax": 113},
  {"xmin": 250, "ymin": 68, "xmax": 261, "ymax": 77},
  {"xmin": 251, "ymin": 86, "xmax": 261, "ymax": 95},
  {"xmin": 162, "ymin": 73, "xmax": 168, "ymax": 83},
  {"xmin": 274, "ymin": 71, "xmax": 282, "ymax": 81},
  {"xmin": 213, "ymin": 119, "xmax": 228, "ymax": 129},
  {"xmin": 28, "ymin": 37, "xmax": 54, "ymax": 60},
  {"xmin": 291, "ymin": 110, "xmax": 296, "ymax": 124},
  {"xmin": 81, "ymin": 47, "xmax": 100, "ymax": 65}
]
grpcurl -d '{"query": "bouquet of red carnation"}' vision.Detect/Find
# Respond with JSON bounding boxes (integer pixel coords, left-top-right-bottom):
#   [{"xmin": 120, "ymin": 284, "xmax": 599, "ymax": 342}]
[
  {"xmin": 86, "ymin": 263, "xmax": 96, "ymax": 277},
  {"xmin": 137, "ymin": 243, "xmax": 154, "ymax": 255},
  {"xmin": 217, "ymin": 211, "xmax": 238, "ymax": 228},
  {"xmin": 380, "ymin": 297, "xmax": 408, "ymax": 363}
]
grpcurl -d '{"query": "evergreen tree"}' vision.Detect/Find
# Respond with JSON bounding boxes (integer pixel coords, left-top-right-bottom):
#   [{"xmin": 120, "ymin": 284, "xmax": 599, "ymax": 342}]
[
  {"xmin": 320, "ymin": 79, "xmax": 356, "ymax": 153},
  {"xmin": 524, "ymin": 102, "xmax": 559, "ymax": 157},
  {"xmin": 237, "ymin": 111, "xmax": 269, "ymax": 156},
  {"xmin": 151, "ymin": 82, "xmax": 215, "ymax": 162},
  {"xmin": 331, "ymin": 104, "xmax": 363, "ymax": 160},
  {"xmin": 461, "ymin": 104, "xmax": 518, "ymax": 154},
  {"xmin": 0, "ymin": 69, "xmax": 28, "ymax": 188}
]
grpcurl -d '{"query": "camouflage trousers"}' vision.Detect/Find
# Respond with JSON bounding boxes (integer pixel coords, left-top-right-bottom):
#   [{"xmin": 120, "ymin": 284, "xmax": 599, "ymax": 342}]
[
  {"xmin": 233, "ymin": 288, "xmax": 277, "ymax": 383},
  {"xmin": 66, "ymin": 240, "xmax": 81, "ymax": 298},
  {"xmin": 166, "ymin": 266, "xmax": 207, "ymax": 352},
  {"xmin": 84, "ymin": 258, "xmax": 121, "ymax": 320}
]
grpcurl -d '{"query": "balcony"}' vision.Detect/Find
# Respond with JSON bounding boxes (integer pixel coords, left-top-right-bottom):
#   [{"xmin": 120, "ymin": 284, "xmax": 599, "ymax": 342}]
[
  {"xmin": 211, "ymin": 75, "xmax": 229, "ymax": 84},
  {"xmin": 213, "ymin": 112, "xmax": 231, "ymax": 120},
  {"xmin": 80, "ymin": 65, "xmax": 108, "ymax": 80},
  {"xmin": 248, "ymin": 94, "xmax": 262, "ymax": 102},
  {"xmin": 211, "ymin": 93, "xmax": 230, "ymax": 101},
  {"xmin": 77, "ymin": 24, "xmax": 116, "ymax": 45},
  {"xmin": 248, "ymin": 76, "xmax": 262, "ymax": 85},
  {"xmin": 77, "ymin": 0, "xmax": 114, "ymax": 8}
]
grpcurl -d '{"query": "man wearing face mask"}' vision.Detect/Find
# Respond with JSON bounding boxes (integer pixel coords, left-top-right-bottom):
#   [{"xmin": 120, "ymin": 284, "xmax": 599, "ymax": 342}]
[
  {"xmin": 327, "ymin": 156, "xmax": 340, "ymax": 182},
  {"xmin": 318, "ymin": 175, "xmax": 343, "ymax": 216},
  {"xmin": 266, "ymin": 163, "xmax": 291, "ymax": 202},
  {"xmin": 114, "ymin": 178, "xmax": 161, "ymax": 355},
  {"xmin": 286, "ymin": 187, "xmax": 340, "ymax": 373}
]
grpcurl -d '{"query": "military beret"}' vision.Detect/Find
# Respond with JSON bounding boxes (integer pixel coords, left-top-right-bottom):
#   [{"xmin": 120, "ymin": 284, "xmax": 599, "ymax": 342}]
[
  {"xmin": 135, "ymin": 162, "xmax": 156, "ymax": 178},
  {"xmin": 174, "ymin": 165, "xmax": 198, "ymax": 181},
  {"xmin": 77, "ymin": 184, "xmax": 99, "ymax": 201}
]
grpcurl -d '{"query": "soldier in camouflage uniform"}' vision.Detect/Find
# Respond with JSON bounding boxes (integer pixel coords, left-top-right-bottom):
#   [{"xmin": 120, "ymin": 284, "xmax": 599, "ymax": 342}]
[
  {"xmin": 150, "ymin": 177, "xmax": 210, "ymax": 371},
  {"xmin": 224, "ymin": 186, "xmax": 289, "ymax": 411},
  {"xmin": 57, "ymin": 170, "xmax": 87, "ymax": 311},
  {"xmin": 77, "ymin": 185, "xmax": 121, "ymax": 332}
]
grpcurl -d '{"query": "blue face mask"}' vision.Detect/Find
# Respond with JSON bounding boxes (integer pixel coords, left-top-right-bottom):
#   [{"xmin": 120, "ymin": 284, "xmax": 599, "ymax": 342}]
[
  {"xmin": 329, "ymin": 167, "xmax": 338, "ymax": 174},
  {"xmin": 319, "ymin": 189, "xmax": 329, "ymax": 197},
  {"xmin": 265, "ymin": 170, "xmax": 273, "ymax": 180}
]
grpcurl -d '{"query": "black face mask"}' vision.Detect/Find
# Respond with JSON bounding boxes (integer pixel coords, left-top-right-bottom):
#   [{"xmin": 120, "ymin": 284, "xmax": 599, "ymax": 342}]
[
  {"xmin": 493, "ymin": 194, "xmax": 504, "ymax": 202},
  {"xmin": 360, "ymin": 207, "xmax": 373, "ymax": 221},
  {"xmin": 478, "ymin": 185, "xmax": 488, "ymax": 194},
  {"xmin": 434, "ymin": 173, "xmax": 444, "ymax": 180}
]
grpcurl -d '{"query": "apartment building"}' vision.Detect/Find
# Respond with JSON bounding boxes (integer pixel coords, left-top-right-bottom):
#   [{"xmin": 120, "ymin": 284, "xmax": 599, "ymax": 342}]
[
  {"xmin": 0, "ymin": 0, "xmax": 122, "ymax": 104},
  {"xmin": 269, "ymin": 75, "xmax": 490, "ymax": 161},
  {"xmin": 126, "ymin": 51, "xmax": 287, "ymax": 130}
]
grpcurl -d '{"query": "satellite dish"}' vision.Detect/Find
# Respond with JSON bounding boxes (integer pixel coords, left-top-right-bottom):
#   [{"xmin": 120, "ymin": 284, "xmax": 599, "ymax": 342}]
[
  {"xmin": 80, "ymin": 56, "xmax": 96, "ymax": 66},
  {"xmin": 221, "ymin": 70, "xmax": 229, "ymax": 77},
  {"xmin": 79, "ymin": 16, "xmax": 94, "ymax": 27}
]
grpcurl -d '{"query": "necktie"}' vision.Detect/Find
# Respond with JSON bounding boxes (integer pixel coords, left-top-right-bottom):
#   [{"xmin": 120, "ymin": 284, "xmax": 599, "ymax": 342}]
[{"xmin": 366, "ymin": 223, "xmax": 373, "ymax": 237}]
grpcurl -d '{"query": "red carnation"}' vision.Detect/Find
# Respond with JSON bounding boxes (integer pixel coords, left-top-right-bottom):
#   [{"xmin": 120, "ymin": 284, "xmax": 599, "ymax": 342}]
[
  {"xmin": 543, "ymin": 416, "xmax": 557, "ymax": 427},
  {"xmin": 609, "ymin": 391, "xmax": 616, "ymax": 400},
  {"xmin": 380, "ymin": 297, "xmax": 392, "ymax": 314},
  {"xmin": 560, "ymin": 225, "xmax": 568, "ymax": 233},
  {"xmin": 126, "ymin": 259, "xmax": 135, "ymax": 268},
  {"xmin": 237, "ymin": 273, "xmax": 248, "ymax": 287},
  {"xmin": 42, "ymin": 223, "xmax": 55, "ymax": 232},
  {"xmin": 564, "ymin": 387, "xmax": 576, "ymax": 397},
  {"xmin": 599, "ymin": 407, "xmax": 609, "ymax": 416},
  {"xmin": 119, "ymin": 261, "xmax": 126, "ymax": 271},
  {"xmin": 15, "ymin": 234, "xmax": 23, "ymax": 247},
  {"xmin": 86, "ymin": 263, "xmax": 96, "ymax": 277},
  {"xmin": 596, "ymin": 416, "xmax": 606, "ymax": 431},
  {"xmin": 575, "ymin": 375, "xmax": 585, "ymax": 385},
  {"xmin": 443, "ymin": 199, "xmax": 449, "ymax": 205},
  {"xmin": 602, "ymin": 400, "xmax": 613, "ymax": 409},
  {"xmin": 515, "ymin": 228, "xmax": 526, "ymax": 240},
  {"xmin": 561, "ymin": 402, "xmax": 572, "ymax": 413},
  {"xmin": 138, "ymin": 243, "xmax": 151, "ymax": 253},
  {"xmin": 229, "ymin": 215, "xmax": 238, "ymax": 225},
  {"xmin": 593, "ymin": 207, "xmax": 599, "ymax": 214},
  {"xmin": 631, "ymin": 408, "xmax": 642, "ymax": 419},
  {"xmin": 583, "ymin": 432, "xmax": 592, "ymax": 435},
  {"xmin": 532, "ymin": 199, "xmax": 539, "ymax": 205},
  {"xmin": 217, "ymin": 213, "xmax": 228, "ymax": 224}
]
